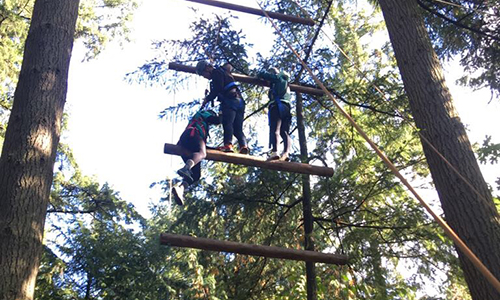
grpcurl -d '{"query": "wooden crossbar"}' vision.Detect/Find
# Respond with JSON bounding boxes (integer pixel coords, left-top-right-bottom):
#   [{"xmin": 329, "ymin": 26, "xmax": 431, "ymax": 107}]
[
  {"xmin": 160, "ymin": 233, "xmax": 349, "ymax": 265},
  {"xmin": 168, "ymin": 62, "xmax": 325, "ymax": 96},
  {"xmin": 164, "ymin": 143, "xmax": 334, "ymax": 177},
  {"xmin": 184, "ymin": 0, "xmax": 315, "ymax": 26}
]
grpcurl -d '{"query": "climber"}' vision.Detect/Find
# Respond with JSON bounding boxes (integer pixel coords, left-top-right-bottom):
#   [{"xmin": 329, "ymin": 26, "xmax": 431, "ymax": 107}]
[
  {"xmin": 172, "ymin": 109, "xmax": 221, "ymax": 205},
  {"xmin": 257, "ymin": 67, "xmax": 292, "ymax": 161},
  {"xmin": 195, "ymin": 60, "xmax": 249, "ymax": 154}
]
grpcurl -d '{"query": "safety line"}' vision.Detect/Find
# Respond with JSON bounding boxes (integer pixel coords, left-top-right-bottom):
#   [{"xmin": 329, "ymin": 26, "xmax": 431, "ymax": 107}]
[
  {"xmin": 317, "ymin": 23, "xmax": 493, "ymax": 207},
  {"xmin": 263, "ymin": 0, "xmax": 491, "ymax": 209},
  {"xmin": 255, "ymin": 0, "xmax": 500, "ymax": 293},
  {"xmin": 429, "ymin": 0, "xmax": 464, "ymax": 8},
  {"xmin": 280, "ymin": 2, "xmax": 492, "ymax": 209}
]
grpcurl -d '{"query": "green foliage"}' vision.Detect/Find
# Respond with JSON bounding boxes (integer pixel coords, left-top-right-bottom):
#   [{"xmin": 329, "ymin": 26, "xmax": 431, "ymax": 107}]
[
  {"xmin": 121, "ymin": 0, "xmax": 468, "ymax": 298},
  {"xmin": 32, "ymin": 0, "xmax": 486, "ymax": 299},
  {"xmin": 0, "ymin": 0, "xmax": 32, "ymax": 96},
  {"xmin": 417, "ymin": 0, "xmax": 500, "ymax": 98},
  {"xmin": 475, "ymin": 135, "xmax": 500, "ymax": 165},
  {"xmin": 0, "ymin": 0, "xmax": 138, "ymax": 135},
  {"xmin": 75, "ymin": 0, "xmax": 138, "ymax": 61},
  {"xmin": 35, "ymin": 246, "xmax": 79, "ymax": 300},
  {"xmin": 126, "ymin": 14, "xmax": 252, "ymax": 90}
]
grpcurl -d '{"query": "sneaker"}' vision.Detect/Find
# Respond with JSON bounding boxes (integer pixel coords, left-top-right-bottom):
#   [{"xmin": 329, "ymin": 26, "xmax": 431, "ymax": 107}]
[
  {"xmin": 279, "ymin": 152, "xmax": 290, "ymax": 161},
  {"xmin": 267, "ymin": 151, "xmax": 279, "ymax": 161},
  {"xmin": 239, "ymin": 146, "xmax": 249, "ymax": 155},
  {"xmin": 177, "ymin": 167, "xmax": 194, "ymax": 184},
  {"xmin": 217, "ymin": 144, "xmax": 234, "ymax": 152},
  {"xmin": 172, "ymin": 184, "xmax": 185, "ymax": 206}
]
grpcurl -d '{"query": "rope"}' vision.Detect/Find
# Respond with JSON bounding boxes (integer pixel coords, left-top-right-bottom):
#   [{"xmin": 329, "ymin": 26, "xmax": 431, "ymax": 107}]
[
  {"xmin": 317, "ymin": 21, "xmax": 493, "ymax": 207},
  {"xmin": 168, "ymin": 90, "xmax": 178, "ymax": 207},
  {"xmin": 254, "ymin": 0, "xmax": 500, "ymax": 293},
  {"xmin": 429, "ymin": 0, "xmax": 464, "ymax": 8}
]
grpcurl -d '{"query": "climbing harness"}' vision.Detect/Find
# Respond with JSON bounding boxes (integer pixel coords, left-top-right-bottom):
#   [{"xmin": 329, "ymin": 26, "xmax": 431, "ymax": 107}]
[
  {"xmin": 185, "ymin": 110, "xmax": 216, "ymax": 140},
  {"xmin": 216, "ymin": 67, "xmax": 245, "ymax": 111}
]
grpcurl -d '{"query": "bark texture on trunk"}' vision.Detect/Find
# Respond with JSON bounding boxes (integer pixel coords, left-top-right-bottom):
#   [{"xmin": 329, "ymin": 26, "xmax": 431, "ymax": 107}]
[
  {"xmin": 0, "ymin": 1, "xmax": 79, "ymax": 299},
  {"xmin": 377, "ymin": 0, "xmax": 500, "ymax": 299}
]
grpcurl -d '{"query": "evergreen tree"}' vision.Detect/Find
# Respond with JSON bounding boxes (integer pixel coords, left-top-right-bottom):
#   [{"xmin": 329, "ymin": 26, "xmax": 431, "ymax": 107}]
[
  {"xmin": 0, "ymin": 2, "xmax": 80, "ymax": 299},
  {"xmin": 377, "ymin": 0, "xmax": 500, "ymax": 298},
  {"xmin": 128, "ymin": 3, "xmax": 468, "ymax": 298}
]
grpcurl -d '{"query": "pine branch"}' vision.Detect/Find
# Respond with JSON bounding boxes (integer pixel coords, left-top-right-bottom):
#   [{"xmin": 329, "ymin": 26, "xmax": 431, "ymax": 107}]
[{"xmin": 417, "ymin": 0, "xmax": 500, "ymax": 42}]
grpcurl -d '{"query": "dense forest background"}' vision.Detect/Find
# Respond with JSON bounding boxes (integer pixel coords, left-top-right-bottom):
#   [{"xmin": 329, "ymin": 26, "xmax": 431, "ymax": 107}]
[{"xmin": 1, "ymin": 0, "xmax": 499, "ymax": 299}]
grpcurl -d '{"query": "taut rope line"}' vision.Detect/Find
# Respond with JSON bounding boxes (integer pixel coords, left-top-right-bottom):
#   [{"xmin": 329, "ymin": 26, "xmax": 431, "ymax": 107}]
[{"xmin": 255, "ymin": 0, "xmax": 500, "ymax": 293}]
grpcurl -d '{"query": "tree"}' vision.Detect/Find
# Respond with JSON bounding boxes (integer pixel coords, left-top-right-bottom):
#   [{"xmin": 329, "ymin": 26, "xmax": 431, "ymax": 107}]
[
  {"xmin": 0, "ymin": 1, "xmax": 80, "ymax": 299},
  {"xmin": 38, "ymin": 184, "xmax": 151, "ymax": 299},
  {"xmin": 416, "ymin": 0, "xmax": 500, "ymax": 97},
  {"xmin": 0, "ymin": 0, "xmax": 138, "ymax": 149},
  {"xmin": 128, "ymin": 5, "xmax": 467, "ymax": 298},
  {"xmin": 377, "ymin": 0, "xmax": 500, "ymax": 299}
]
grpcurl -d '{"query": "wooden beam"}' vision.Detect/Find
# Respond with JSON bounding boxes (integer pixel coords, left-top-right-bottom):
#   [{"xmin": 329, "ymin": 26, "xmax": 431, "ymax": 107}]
[
  {"xmin": 164, "ymin": 143, "xmax": 334, "ymax": 177},
  {"xmin": 160, "ymin": 233, "xmax": 349, "ymax": 265},
  {"xmin": 168, "ymin": 62, "xmax": 325, "ymax": 96},
  {"xmin": 184, "ymin": 0, "xmax": 315, "ymax": 26}
]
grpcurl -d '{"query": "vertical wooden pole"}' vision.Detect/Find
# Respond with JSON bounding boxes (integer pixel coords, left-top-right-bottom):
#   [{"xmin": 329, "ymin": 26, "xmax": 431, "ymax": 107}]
[{"xmin": 296, "ymin": 92, "xmax": 317, "ymax": 300}]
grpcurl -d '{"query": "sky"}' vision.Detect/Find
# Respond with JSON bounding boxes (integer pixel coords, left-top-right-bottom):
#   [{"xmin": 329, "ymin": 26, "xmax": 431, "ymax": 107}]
[
  {"xmin": 64, "ymin": 0, "xmax": 500, "ymax": 220},
  {"xmin": 65, "ymin": 0, "xmax": 273, "ymax": 216}
]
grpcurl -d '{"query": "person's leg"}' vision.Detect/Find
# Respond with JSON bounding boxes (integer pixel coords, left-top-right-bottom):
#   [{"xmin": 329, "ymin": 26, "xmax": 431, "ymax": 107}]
[
  {"xmin": 280, "ymin": 121, "xmax": 291, "ymax": 161},
  {"xmin": 233, "ymin": 107, "xmax": 248, "ymax": 153},
  {"xmin": 177, "ymin": 135, "xmax": 204, "ymax": 184},
  {"xmin": 190, "ymin": 162, "xmax": 201, "ymax": 183},
  {"xmin": 190, "ymin": 138, "xmax": 206, "ymax": 166},
  {"xmin": 173, "ymin": 138, "xmax": 205, "ymax": 206},
  {"xmin": 172, "ymin": 181, "xmax": 188, "ymax": 206},
  {"xmin": 279, "ymin": 106, "xmax": 292, "ymax": 161},
  {"xmin": 268, "ymin": 105, "xmax": 280, "ymax": 160},
  {"xmin": 221, "ymin": 107, "xmax": 236, "ymax": 150}
]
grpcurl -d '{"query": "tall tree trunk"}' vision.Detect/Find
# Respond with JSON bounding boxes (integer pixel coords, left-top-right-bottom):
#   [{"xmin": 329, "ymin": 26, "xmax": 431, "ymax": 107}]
[
  {"xmin": 296, "ymin": 92, "xmax": 317, "ymax": 300},
  {"xmin": 0, "ymin": 1, "xmax": 79, "ymax": 299},
  {"xmin": 377, "ymin": 0, "xmax": 500, "ymax": 299}
]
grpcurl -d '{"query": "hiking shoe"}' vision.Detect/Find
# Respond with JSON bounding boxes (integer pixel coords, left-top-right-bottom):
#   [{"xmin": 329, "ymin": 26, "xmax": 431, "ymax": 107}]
[
  {"xmin": 267, "ymin": 151, "xmax": 279, "ymax": 161},
  {"xmin": 239, "ymin": 146, "xmax": 249, "ymax": 155},
  {"xmin": 177, "ymin": 167, "xmax": 194, "ymax": 184},
  {"xmin": 172, "ymin": 184, "xmax": 185, "ymax": 206},
  {"xmin": 279, "ymin": 152, "xmax": 290, "ymax": 161},
  {"xmin": 217, "ymin": 144, "xmax": 234, "ymax": 152}
]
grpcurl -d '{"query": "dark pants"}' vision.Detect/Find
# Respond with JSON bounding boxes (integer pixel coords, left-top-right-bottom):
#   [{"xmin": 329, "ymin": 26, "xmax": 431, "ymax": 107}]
[
  {"xmin": 221, "ymin": 103, "xmax": 247, "ymax": 147},
  {"xmin": 269, "ymin": 104, "xmax": 291, "ymax": 153},
  {"xmin": 177, "ymin": 130, "xmax": 206, "ymax": 183}
]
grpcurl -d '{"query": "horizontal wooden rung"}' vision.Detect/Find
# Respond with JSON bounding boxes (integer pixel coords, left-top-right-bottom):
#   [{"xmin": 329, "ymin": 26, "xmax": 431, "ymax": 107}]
[
  {"xmin": 160, "ymin": 233, "xmax": 348, "ymax": 265},
  {"xmin": 184, "ymin": 0, "xmax": 315, "ymax": 26},
  {"xmin": 164, "ymin": 143, "xmax": 334, "ymax": 177},
  {"xmin": 168, "ymin": 62, "xmax": 325, "ymax": 96}
]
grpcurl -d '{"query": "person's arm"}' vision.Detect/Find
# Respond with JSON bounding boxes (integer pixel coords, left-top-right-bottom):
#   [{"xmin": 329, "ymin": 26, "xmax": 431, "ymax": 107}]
[
  {"xmin": 204, "ymin": 69, "xmax": 224, "ymax": 104},
  {"xmin": 206, "ymin": 114, "xmax": 221, "ymax": 125},
  {"xmin": 257, "ymin": 71, "xmax": 279, "ymax": 82}
]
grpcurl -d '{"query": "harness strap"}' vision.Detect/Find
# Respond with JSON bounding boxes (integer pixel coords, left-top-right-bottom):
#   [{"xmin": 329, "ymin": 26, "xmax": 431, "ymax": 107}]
[
  {"xmin": 215, "ymin": 66, "xmax": 244, "ymax": 111},
  {"xmin": 186, "ymin": 117, "xmax": 207, "ymax": 139},
  {"xmin": 224, "ymin": 81, "xmax": 237, "ymax": 91}
]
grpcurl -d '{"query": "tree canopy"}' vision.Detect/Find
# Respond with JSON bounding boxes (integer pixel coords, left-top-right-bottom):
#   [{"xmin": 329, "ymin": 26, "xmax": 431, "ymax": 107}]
[{"xmin": 1, "ymin": 0, "xmax": 498, "ymax": 299}]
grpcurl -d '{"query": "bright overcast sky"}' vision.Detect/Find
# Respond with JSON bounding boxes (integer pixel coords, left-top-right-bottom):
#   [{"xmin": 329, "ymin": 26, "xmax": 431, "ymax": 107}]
[{"xmin": 64, "ymin": 0, "xmax": 500, "ymax": 218}]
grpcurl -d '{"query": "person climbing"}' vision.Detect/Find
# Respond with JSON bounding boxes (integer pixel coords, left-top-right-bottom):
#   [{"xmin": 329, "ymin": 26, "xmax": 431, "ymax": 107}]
[
  {"xmin": 172, "ymin": 109, "xmax": 221, "ymax": 206},
  {"xmin": 257, "ymin": 67, "xmax": 292, "ymax": 161},
  {"xmin": 195, "ymin": 60, "xmax": 249, "ymax": 154}
]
